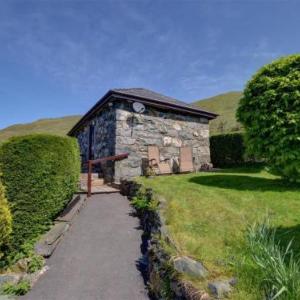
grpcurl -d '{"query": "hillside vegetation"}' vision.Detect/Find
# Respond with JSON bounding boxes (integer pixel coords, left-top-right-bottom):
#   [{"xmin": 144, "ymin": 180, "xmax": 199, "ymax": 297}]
[
  {"xmin": 0, "ymin": 91, "xmax": 242, "ymax": 141},
  {"xmin": 194, "ymin": 91, "xmax": 243, "ymax": 135},
  {"xmin": 0, "ymin": 115, "xmax": 81, "ymax": 142}
]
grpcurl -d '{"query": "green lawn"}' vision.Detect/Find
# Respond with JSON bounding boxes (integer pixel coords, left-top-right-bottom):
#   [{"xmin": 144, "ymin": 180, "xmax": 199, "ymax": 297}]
[{"xmin": 139, "ymin": 167, "xmax": 300, "ymax": 298}]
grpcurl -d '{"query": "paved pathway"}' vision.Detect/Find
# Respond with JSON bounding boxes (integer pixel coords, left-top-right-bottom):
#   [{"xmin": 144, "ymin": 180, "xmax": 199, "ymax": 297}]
[{"xmin": 20, "ymin": 194, "xmax": 149, "ymax": 300}]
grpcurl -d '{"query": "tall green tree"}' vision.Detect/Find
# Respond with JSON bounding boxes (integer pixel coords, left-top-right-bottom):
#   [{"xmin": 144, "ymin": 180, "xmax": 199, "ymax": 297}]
[{"xmin": 237, "ymin": 54, "xmax": 300, "ymax": 181}]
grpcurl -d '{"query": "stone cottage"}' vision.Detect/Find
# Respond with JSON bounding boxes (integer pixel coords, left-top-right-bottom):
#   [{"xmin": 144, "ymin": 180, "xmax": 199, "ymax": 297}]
[{"xmin": 68, "ymin": 88, "xmax": 217, "ymax": 183}]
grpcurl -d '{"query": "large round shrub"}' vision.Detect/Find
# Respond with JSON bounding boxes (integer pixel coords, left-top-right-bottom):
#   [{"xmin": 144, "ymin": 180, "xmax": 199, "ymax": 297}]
[
  {"xmin": 237, "ymin": 54, "xmax": 300, "ymax": 181},
  {"xmin": 0, "ymin": 178, "xmax": 12, "ymax": 258},
  {"xmin": 0, "ymin": 134, "xmax": 80, "ymax": 251}
]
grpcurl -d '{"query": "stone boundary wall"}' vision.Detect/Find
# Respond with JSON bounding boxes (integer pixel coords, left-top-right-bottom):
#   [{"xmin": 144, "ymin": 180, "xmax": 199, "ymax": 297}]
[{"xmin": 120, "ymin": 180, "xmax": 211, "ymax": 300}]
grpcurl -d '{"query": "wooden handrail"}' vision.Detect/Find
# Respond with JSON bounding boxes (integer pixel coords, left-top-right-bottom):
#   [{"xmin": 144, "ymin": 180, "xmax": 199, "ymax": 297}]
[{"xmin": 87, "ymin": 153, "xmax": 129, "ymax": 197}]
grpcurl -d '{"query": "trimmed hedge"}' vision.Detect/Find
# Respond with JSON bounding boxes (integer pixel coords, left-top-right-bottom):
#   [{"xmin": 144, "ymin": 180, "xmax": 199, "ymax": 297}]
[
  {"xmin": 210, "ymin": 133, "xmax": 246, "ymax": 167},
  {"xmin": 0, "ymin": 178, "xmax": 12, "ymax": 258},
  {"xmin": 0, "ymin": 134, "xmax": 80, "ymax": 252}
]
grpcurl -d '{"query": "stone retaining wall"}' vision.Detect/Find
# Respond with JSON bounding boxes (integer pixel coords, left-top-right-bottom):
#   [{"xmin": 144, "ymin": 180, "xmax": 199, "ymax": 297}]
[
  {"xmin": 120, "ymin": 180, "xmax": 211, "ymax": 300},
  {"xmin": 121, "ymin": 180, "xmax": 237, "ymax": 299}
]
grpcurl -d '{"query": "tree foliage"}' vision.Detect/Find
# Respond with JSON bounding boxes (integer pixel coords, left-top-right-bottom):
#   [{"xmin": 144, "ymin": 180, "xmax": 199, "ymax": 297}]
[{"xmin": 237, "ymin": 54, "xmax": 300, "ymax": 181}]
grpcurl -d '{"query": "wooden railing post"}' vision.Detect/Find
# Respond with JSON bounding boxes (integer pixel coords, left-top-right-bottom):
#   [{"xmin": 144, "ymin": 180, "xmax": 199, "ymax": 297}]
[
  {"xmin": 87, "ymin": 160, "xmax": 92, "ymax": 198},
  {"xmin": 86, "ymin": 153, "xmax": 129, "ymax": 197}
]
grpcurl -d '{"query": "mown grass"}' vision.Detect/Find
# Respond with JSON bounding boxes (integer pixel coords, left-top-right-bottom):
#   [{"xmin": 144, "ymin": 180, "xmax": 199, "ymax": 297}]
[{"xmin": 139, "ymin": 167, "xmax": 300, "ymax": 298}]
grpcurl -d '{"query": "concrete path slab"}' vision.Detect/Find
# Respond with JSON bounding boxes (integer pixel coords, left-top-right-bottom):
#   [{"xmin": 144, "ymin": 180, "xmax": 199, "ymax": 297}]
[{"xmin": 20, "ymin": 193, "xmax": 149, "ymax": 300}]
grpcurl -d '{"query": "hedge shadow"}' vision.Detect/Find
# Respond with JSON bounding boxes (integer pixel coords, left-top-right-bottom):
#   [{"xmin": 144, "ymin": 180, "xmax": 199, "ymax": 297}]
[{"xmin": 189, "ymin": 174, "xmax": 300, "ymax": 192}]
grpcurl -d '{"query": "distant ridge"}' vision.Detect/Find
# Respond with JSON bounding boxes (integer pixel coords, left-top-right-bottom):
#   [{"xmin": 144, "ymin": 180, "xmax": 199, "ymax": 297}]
[
  {"xmin": 0, "ymin": 115, "xmax": 81, "ymax": 142},
  {"xmin": 0, "ymin": 91, "xmax": 243, "ymax": 142},
  {"xmin": 193, "ymin": 91, "xmax": 243, "ymax": 135}
]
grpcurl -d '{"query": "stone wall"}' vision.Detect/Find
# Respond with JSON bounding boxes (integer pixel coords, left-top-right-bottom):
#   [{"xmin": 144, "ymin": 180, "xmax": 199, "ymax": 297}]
[
  {"xmin": 76, "ymin": 100, "xmax": 212, "ymax": 183},
  {"xmin": 120, "ymin": 180, "xmax": 212, "ymax": 300},
  {"xmin": 76, "ymin": 104, "xmax": 116, "ymax": 181},
  {"xmin": 121, "ymin": 180, "xmax": 236, "ymax": 299},
  {"xmin": 114, "ymin": 101, "xmax": 211, "ymax": 183}
]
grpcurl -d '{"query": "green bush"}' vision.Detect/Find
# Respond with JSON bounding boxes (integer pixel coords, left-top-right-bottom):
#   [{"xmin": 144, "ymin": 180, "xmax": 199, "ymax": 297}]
[
  {"xmin": 0, "ymin": 134, "xmax": 80, "ymax": 253},
  {"xmin": 0, "ymin": 178, "xmax": 12, "ymax": 258},
  {"xmin": 131, "ymin": 196, "xmax": 158, "ymax": 212},
  {"xmin": 237, "ymin": 54, "xmax": 300, "ymax": 181},
  {"xmin": 1, "ymin": 279, "xmax": 31, "ymax": 296},
  {"xmin": 210, "ymin": 133, "xmax": 246, "ymax": 167},
  {"xmin": 130, "ymin": 186, "xmax": 158, "ymax": 214},
  {"xmin": 27, "ymin": 254, "xmax": 45, "ymax": 273}
]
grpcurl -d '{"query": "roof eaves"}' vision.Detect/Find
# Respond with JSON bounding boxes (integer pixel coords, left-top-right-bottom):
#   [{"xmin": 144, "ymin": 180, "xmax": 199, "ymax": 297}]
[
  {"xmin": 112, "ymin": 90, "xmax": 218, "ymax": 119},
  {"xmin": 68, "ymin": 90, "xmax": 113, "ymax": 135},
  {"xmin": 68, "ymin": 89, "xmax": 218, "ymax": 136}
]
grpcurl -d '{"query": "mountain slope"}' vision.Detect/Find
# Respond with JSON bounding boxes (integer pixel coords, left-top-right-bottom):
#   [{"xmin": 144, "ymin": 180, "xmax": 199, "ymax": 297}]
[
  {"xmin": 193, "ymin": 91, "xmax": 243, "ymax": 135},
  {"xmin": 0, "ymin": 91, "xmax": 242, "ymax": 142},
  {"xmin": 0, "ymin": 115, "xmax": 81, "ymax": 142}
]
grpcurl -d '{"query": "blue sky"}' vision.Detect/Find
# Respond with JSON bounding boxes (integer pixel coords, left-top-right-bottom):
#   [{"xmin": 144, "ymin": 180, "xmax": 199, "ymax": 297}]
[{"xmin": 0, "ymin": 0, "xmax": 299, "ymax": 129}]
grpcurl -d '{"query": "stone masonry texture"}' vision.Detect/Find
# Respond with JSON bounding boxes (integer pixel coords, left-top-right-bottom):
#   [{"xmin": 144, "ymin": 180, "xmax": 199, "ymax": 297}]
[{"xmin": 76, "ymin": 99, "xmax": 211, "ymax": 183}]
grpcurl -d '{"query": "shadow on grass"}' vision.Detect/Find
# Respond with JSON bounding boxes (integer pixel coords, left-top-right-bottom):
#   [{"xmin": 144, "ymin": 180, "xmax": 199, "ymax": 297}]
[
  {"xmin": 215, "ymin": 163, "xmax": 266, "ymax": 174},
  {"xmin": 189, "ymin": 175, "xmax": 300, "ymax": 192},
  {"xmin": 274, "ymin": 224, "xmax": 300, "ymax": 258}
]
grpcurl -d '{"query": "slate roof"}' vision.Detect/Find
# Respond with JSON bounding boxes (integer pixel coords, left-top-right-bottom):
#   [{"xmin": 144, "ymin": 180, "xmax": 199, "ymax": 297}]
[{"xmin": 69, "ymin": 88, "xmax": 217, "ymax": 135}]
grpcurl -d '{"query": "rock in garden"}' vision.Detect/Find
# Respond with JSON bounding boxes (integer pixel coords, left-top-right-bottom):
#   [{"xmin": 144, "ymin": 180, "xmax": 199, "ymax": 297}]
[
  {"xmin": 15, "ymin": 258, "xmax": 30, "ymax": 272},
  {"xmin": 0, "ymin": 274, "xmax": 21, "ymax": 288},
  {"xmin": 229, "ymin": 277, "xmax": 237, "ymax": 286},
  {"xmin": 22, "ymin": 266, "xmax": 49, "ymax": 286},
  {"xmin": 173, "ymin": 256, "xmax": 208, "ymax": 278},
  {"xmin": 35, "ymin": 236, "xmax": 62, "ymax": 257},
  {"xmin": 208, "ymin": 280, "xmax": 232, "ymax": 298},
  {"xmin": 35, "ymin": 222, "xmax": 70, "ymax": 257},
  {"xmin": 180, "ymin": 281, "xmax": 211, "ymax": 300}
]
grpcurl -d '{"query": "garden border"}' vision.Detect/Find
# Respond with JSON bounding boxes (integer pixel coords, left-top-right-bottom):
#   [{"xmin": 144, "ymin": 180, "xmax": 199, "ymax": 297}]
[{"xmin": 120, "ymin": 180, "xmax": 211, "ymax": 300}]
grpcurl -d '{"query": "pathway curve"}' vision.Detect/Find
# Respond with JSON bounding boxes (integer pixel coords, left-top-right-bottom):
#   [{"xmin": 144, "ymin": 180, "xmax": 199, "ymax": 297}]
[{"xmin": 20, "ymin": 193, "xmax": 149, "ymax": 300}]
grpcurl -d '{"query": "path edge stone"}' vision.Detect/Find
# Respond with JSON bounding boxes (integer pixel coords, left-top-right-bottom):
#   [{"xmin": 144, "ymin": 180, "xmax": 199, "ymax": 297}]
[
  {"xmin": 0, "ymin": 194, "xmax": 87, "ymax": 298},
  {"xmin": 35, "ymin": 194, "xmax": 87, "ymax": 258}
]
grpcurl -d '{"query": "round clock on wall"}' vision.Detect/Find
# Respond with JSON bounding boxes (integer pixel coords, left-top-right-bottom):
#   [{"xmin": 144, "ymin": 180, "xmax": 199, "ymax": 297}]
[{"xmin": 132, "ymin": 102, "xmax": 145, "ymax": 113}]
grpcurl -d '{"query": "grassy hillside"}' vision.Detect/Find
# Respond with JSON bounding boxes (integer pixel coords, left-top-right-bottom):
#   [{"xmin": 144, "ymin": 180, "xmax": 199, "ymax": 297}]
[
  {"xmin": 0, "ymin": 90, "xmax": 242, "ymax": 141},
  {"xmin": 194, "ymin": 91, "xmax": 243, "ymax": 135},
  {"xmin": 0, "ymin": 115, "xmax": 81, "ymax": 142}
]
